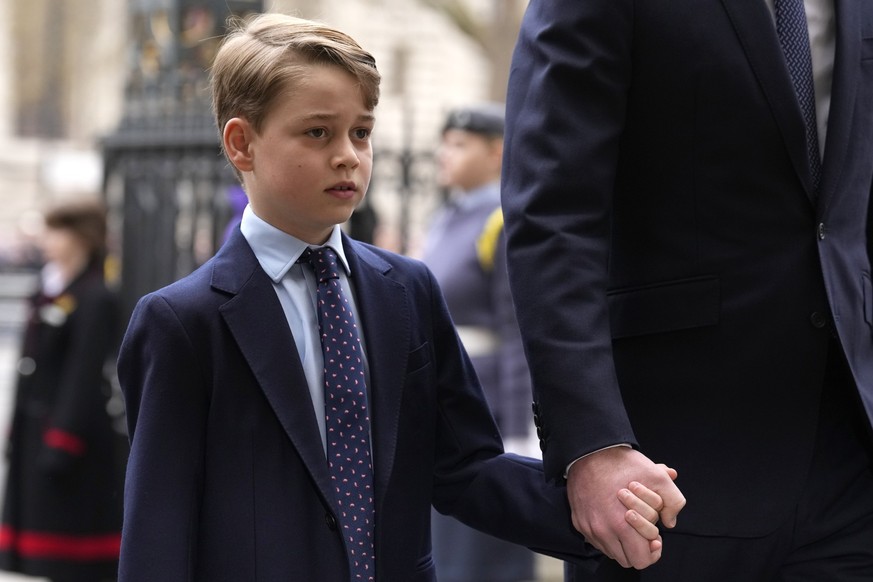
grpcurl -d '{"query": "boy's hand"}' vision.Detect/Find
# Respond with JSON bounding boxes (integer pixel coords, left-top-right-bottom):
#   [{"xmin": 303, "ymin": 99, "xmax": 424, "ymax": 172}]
[
  {"xmin": 567, "ymin": 449, "xmax": 684, "ymax": 570},
  {"xmin": 617, "ymin": 470, "xmax": 678, "ymax": 567}
]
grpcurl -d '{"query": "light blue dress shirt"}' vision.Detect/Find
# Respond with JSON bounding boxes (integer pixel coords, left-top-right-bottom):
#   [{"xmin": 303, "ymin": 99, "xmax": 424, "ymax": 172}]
[{"xmin": 239, "ymin": 205, "xmax": 370, "ymax": 454}]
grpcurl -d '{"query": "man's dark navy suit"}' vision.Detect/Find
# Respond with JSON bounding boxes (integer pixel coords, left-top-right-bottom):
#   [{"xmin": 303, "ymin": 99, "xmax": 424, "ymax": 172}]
[
  {"xmin": 502, "ymin": 0, "xmax": 873, "ymax": 542},
  {"xmin": 117, "ymin": 229, "xmax": 596, "ymax": 581}
]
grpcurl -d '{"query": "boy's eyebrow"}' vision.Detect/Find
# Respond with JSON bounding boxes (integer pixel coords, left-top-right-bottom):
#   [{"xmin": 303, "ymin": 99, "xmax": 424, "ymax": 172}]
[{"xmin": 299, "ymin": 112, "xmax": 376, "ymax": 123}]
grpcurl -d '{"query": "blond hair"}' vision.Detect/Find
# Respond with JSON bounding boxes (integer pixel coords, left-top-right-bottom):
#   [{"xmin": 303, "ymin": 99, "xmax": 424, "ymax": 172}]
[{"xmin": 210, "ymin": 13, "xmax": 381, "ymax": 168}]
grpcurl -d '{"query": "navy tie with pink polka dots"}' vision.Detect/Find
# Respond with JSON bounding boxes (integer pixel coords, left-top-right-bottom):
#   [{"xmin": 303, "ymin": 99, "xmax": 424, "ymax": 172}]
[{"xmin": 300, "ymin": 246, "xmax": 375, "ymax": 581}]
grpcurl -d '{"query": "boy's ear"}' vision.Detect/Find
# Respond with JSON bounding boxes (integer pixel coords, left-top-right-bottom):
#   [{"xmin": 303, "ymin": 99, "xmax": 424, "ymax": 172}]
[{"xmin": 223, "ymin": 117, "xmax": 255, "ymax": 173}]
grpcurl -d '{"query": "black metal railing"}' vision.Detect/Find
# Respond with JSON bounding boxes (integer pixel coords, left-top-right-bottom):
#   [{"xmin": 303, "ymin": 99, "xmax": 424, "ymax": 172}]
[{"xmin": 103, "ymin": 132, "xmax": 437, "ymax": 324}]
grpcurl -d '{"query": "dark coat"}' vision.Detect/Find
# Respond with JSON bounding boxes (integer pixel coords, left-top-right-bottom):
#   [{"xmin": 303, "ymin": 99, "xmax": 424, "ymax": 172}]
[
  {"xmin": 117, "ymin": 230, "xmax": 597, "ymax": 582},
  {"xmin": 0, "ymin": 264, "xmax": 123, "ymax": 580},
  {"xmin": 502, "ymin": 0, "xmax": 873, "ymax": 538}
]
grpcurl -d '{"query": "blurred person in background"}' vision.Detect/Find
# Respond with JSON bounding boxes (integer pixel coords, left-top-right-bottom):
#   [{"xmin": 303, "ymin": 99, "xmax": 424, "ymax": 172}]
[
  {"xmin": 0, "ymin": 199, "xmax": 122, "ymax": 582},
  {"xmin": 422, "ymin": 104, "xmax": 538, "ymax": 582}
]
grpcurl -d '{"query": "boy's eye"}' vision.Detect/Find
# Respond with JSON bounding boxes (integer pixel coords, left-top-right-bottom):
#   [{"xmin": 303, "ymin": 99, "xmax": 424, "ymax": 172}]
[
  {"xmin": 354, "ymin": 128, "xmax": 371, "ymax": 140},
  {"xmin": 307, "ymin": 128, "xmax": 327, "ymax": 138}
]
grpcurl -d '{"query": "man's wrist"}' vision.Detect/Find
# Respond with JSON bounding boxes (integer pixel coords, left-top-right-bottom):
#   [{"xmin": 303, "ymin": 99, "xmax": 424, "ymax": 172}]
[{"xmin": 564, "ymin": 443, "xmax": 632, "ymax": 479}]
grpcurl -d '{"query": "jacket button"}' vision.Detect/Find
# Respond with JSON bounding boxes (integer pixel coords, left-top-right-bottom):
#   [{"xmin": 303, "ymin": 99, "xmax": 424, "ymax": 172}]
[
  {"xmin": 817, "ymin": 223, "xmax": 826, "ymax": 240},
  {"xmin": 17, "ymin": 357, "xmax": 36, "ymax": 376},
  {"xmin": 810, "ymin": 312, "xmax": 827, "ymax": 329},
  {"xmin": 325, "ymin": 513, "xmax": 337, "ymax": 530}
]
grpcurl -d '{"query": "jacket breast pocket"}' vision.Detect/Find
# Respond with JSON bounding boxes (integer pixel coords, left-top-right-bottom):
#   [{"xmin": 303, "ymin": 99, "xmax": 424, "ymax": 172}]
[
  {"xmin": 608, "ymin": 275, "xmax": 720, "ymax": 339},
  {"xmin": 863, "ymin": 37, "xmax": 873, "ymax": 61},
  {"xmin": 406, "ymin": 341, "xmax": 432, "ymax": 374}
]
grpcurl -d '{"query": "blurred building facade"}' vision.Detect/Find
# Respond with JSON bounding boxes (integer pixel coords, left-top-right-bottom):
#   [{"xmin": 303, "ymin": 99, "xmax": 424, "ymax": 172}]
[
  {"xmin": 0, "ymin": 0, "xmax": 127, "ymax": 266},
  {"xmin": 0, "ymin": 0, "xmax": 513, "ymax": 288}
]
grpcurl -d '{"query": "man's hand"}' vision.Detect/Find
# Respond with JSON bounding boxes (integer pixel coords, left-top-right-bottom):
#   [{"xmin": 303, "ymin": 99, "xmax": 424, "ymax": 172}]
[{"xmin": 567, "ymin": 447, "xmax": 685, "ymax": 569}]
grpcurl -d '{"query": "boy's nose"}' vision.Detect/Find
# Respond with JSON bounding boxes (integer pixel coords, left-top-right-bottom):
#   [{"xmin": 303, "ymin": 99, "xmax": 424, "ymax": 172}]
[{"xmin": 332, "ymin": 138, "xmax": 360, "ymax": 169}]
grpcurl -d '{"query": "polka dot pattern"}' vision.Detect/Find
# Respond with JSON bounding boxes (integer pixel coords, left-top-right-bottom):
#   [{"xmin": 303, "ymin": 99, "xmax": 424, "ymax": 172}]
[{"xmin": 300, "ymin": 247, "xmax": 375, "ymax": 581}]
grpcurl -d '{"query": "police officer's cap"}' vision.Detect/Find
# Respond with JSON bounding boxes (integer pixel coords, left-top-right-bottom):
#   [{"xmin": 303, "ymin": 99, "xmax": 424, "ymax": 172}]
[{"xmin": 442, "ymin": 103, "xmax": 505, "ymax": 137}]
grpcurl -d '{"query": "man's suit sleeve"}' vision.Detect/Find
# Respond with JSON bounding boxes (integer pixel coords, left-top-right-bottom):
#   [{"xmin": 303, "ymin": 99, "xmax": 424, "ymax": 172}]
[
  {"xmin": 117, "ymin": 294, "xmax": 208, "ymax": 581},
  {"xmin": 501, "ymin": 0, "xmax": 638, "ymax": 481}
]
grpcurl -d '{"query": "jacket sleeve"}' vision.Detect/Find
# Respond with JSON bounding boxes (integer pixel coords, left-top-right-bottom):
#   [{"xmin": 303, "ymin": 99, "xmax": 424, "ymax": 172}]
[
  {"xmin": 117, "ymin": 293, "xmax": 208, "ymax": 582},
  {"xmin": 501, "ymin": 0, "xmax": 638, "ymax": 481},
  {"xmin": 425, "ymin": 267, "xmax": 600, "ymax": 570}
]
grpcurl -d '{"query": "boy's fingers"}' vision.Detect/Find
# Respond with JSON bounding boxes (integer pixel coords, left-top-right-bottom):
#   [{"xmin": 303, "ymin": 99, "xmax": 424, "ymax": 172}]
[
  {"xmin": 623, "ymin": 511, "xmax": 664, "ymax": 569},
  {"xmin": 622, "ymin": 484, "xmax": 662, "ymax": 523},
  {"xmin": 624, "ymin": 508, "xmax": 660, "ymax": 541}
]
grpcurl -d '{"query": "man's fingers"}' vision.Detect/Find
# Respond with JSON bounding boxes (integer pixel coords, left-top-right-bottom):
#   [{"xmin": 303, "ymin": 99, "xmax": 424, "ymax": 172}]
[
  {"xmin": 616, "ymin": 522, "xmax": 661, "ymax": 570},
  {"xmin": 656, "ymin": 463, "xmax": 679, "ymax": 481},
  {"xmin": 571, "ymin": 514, "xmax": 626, "ymax": 567},
  {"xmin": 565, "ymin": 448, "xmax": 680, "ymax": 566},
  {"xmin": 657, "ymin": 481, "xmax": 686, "ymax": 528}
]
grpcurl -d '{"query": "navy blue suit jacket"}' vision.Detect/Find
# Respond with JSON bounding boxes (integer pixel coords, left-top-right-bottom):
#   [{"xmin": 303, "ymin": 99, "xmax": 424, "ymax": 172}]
[
  {"xmin": 117, "ymin": 229, "xmax": 596, "ymax": 581},
  {"xmin": 502, "ymin": 0, "xmax": 873, "ymax": 537}
]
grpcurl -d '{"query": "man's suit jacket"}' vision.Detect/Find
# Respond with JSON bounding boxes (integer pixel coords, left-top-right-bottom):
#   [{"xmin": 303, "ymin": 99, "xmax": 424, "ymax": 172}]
[
  {"xmin": 502, "ymin": 0, "xmax": 873, "ymax": 537},
  {"xmin": 117, "ymin": 229, "xmax": 596, "ymax": 581}
]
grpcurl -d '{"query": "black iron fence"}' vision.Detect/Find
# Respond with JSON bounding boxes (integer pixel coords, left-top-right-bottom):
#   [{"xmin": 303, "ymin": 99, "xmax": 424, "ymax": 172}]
[{"xmin": 103, "ymin": 129, "xmax": 437, "ymax": 324}]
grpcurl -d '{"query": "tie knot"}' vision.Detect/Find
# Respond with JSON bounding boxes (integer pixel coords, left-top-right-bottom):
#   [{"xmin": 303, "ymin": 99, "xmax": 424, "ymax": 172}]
[{"xmin": 298, "ymin": 246, "xmax": 342, "ymax": 283}]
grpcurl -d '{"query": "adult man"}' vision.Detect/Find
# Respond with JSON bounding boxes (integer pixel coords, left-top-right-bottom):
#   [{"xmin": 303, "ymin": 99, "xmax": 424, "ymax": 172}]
[{"xmin": 502, "ymin": 0, "xmax": 873, "ymax": 579}]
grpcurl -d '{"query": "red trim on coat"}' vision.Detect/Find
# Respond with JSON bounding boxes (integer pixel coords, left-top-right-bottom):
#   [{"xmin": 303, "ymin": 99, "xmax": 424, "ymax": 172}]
[
  {"xmin": 43, "ymin": 428, "xmax": 86, "ymax": 456},
  {"xmin": 0, "ymin": 526, "xmax": 120, "ymax": 561}
]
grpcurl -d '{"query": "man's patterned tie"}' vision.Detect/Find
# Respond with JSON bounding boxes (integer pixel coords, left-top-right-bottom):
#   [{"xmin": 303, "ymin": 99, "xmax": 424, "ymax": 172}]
[
  {"xmin": 775, "ymin": 0, "xmax": 822, "ymax": 193},
  {"xmin": 300, "ymin": 246, "xmax": 375, "ymax": 581}
]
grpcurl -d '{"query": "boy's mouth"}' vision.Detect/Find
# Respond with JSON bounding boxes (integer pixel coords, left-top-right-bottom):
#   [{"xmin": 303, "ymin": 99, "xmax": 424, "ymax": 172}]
[{"xmin": 326, "ymin": 182, "xmax": 358, "ymax": 198}]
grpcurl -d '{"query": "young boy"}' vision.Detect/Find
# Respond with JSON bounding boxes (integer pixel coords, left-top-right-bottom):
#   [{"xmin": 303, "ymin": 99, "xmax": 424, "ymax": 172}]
[{"xmin": 117, "ymin": 13, "xmax": 669, "ymax": 581}]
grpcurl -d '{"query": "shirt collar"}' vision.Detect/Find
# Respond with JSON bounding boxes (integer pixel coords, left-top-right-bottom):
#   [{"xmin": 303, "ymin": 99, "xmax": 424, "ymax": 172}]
[{"xmin": 239, "ymin": 205, "xmax": 352, "ymax": 283}]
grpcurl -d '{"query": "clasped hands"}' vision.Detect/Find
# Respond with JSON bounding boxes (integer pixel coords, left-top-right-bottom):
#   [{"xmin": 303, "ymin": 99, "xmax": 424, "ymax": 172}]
[{"xmin": 571, "ymin": 447, "xmax": 686, "ymax": 570}]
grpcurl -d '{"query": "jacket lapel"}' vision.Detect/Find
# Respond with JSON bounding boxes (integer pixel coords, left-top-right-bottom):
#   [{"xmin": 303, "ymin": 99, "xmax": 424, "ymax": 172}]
[
  {"xmin": 343, "ymin": 236, "xmax": 410, "ymax": 515},
  {"xmin": 211, "ymin": 231, "xmax": 336, "ymax": 508},
  {"xmin": 819, "ymin": 0, "xmax": 861, "ymax": 211},
  {"xmin": 720, "ymin": 0, "xmax": 818, "ymax": 201}
]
